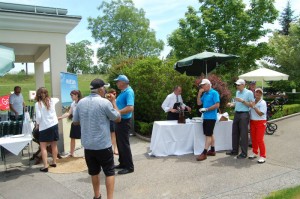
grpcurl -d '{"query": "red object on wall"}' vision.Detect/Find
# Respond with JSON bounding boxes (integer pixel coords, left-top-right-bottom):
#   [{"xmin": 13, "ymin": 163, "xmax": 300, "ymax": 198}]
[{"xmin": 0, "ymin": 95, "xmax": 10, "ymax": 111}]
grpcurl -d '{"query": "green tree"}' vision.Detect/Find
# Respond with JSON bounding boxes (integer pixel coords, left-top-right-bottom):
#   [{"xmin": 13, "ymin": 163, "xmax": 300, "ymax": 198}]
[
  {"xmin": 167, "ymin": 0, "xmax": 278, "ymax": 77},
  {"xmin": 108, "ymin": 57, "xmax": 195, "ymax": 122},
  {"xmin": 88, "ymin": 0, "xmax": 164, "ymax": 65},
  {"xmin": 66, "ymin": 40, "xmax": 94, "ymax": 74},
  {"xmin": 268, "ymin": 20, "xmax": 300, "ymax": 91},
  {"xmin": 279, "ymin": 0, "xmax": 297, "ymax": 35}
]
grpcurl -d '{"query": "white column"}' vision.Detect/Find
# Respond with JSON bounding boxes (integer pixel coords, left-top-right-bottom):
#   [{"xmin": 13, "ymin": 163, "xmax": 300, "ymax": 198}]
[
  {"xmin": 49, "ymin": 38, "xmax": 67, "ymax": 153},
  {"xmin": 34, "ymin": 62, "xmax": 45, "ymax": 90}
]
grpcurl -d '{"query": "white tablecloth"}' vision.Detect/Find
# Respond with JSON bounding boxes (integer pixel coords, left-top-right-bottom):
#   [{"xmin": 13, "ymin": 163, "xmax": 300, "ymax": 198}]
[
  {"xmin": 0, "ymin": 135, "xmax": 32, "ymax": 155},
  {"xmin": 149, "ymin": 120, "xmax": 232, "ymax": 157}
]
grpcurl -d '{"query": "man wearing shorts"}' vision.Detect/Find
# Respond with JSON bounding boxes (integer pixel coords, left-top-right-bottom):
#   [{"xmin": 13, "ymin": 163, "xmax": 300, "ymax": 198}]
[
  {"xmin": 196, "ymin": 79, "xmax": 220, "ymax": 161},
  {"xmin": 73, "ymin": 78, "xmax": 121, "ymax": 199}
]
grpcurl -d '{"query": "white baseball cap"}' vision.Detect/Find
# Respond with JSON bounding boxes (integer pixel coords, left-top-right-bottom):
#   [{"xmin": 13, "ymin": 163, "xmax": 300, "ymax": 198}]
[
  {"xmin": 199, "ymin": 79, "xmax": 211, "ymax": 85},
  {"xmin": 255, "ymin": 88, "xmax": 263, "ymax": 93},
  {"xmin": 235, "ymin": 79, "xmax": 245, "ymax": 85}
]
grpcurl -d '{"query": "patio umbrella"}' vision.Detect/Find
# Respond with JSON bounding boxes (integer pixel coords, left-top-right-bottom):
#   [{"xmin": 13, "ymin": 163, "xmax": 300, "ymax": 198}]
[
  {"xmin": 238, "ymin": 68, "xmax": 289, "ymax": 88},
  {"xmin": 0, "ymin": 45, "xmax": 15, "ymax": 77},
  {"xmin": 174, "ymin": 51, "xmax": 239, "ymax": 76}
]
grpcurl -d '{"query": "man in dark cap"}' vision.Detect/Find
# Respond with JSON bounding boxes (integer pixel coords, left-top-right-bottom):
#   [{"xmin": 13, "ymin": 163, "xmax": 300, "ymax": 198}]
[
  {"xmin": 73, "ymin": 78, "xmax": 121, "ymax": 199},
  {"xmin": 113, "ymin": 74, "xmax": 135, "ymax": 175}
]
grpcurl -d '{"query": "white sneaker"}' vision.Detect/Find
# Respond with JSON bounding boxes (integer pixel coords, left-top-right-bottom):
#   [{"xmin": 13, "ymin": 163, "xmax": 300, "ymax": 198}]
[
  {"xmin": 248, "ymin": 153, "xmax": 257, "ymax": 159},
  {"xmin": 257, "ymin": 157, "xmax": 266, "ymax": 164}
]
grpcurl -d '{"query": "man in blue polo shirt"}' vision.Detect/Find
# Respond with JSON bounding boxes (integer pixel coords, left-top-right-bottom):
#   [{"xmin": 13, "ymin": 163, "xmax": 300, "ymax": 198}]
[
  {"xmin": 196, "ymin": 79, "xmax": 220, "ymax": 161},
  {"xmin": 113, "ymin": 75, "xmax": 135, "ymax": 175},
  {"xmin": 226, "ymin": 79, "xmax": 254, "ymax": 159}
]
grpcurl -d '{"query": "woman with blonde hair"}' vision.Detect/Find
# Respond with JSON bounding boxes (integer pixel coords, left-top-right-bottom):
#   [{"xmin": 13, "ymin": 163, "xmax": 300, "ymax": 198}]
[
  {"xmin": 35, "ymin": 87, "xmax": 59, "ymax": 172},
  {"xmin": 58, "ymin": 90, "xmax": 82, "ymax": 157}
]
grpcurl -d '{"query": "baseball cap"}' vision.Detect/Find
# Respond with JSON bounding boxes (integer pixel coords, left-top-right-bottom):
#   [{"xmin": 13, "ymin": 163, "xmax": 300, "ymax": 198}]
[
  {"xmin": 235, "ymin": 79, "xmax": 245, "ymax": 85},
  {"xmin": 255, "ymin": 88, "xmax": 263, "ymax": 93},
  {"xmin": 90, "ymin": 78, "xmax": 109, "ymax": 89},
  {"xmin": 199, "ymin": 79, "xmax": 211, "ymax": 85},
  {"xmin": 114, "ymin": 75, "xmax": 129, "ymax": 83},
  {"xmin": 249, "ymin": 81, "xmax": 256, "ymax": 84}
]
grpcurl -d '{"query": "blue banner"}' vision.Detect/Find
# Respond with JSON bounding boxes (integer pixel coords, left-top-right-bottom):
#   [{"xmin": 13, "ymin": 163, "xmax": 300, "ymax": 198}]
[{"xmin": 60, "ymin": 72, "xmax": 78, "ymax": 108}]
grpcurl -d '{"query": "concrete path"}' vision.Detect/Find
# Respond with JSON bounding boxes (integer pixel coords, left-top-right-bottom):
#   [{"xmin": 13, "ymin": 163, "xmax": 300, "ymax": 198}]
[{"xmin": 1, "ymin": 114, "xmax": 300, "ymax": 199}]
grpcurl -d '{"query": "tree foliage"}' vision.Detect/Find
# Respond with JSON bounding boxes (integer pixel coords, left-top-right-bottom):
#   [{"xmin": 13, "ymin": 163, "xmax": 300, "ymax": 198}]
[
  {"xmin": 66, "ymin": 40, "xmax": 94, "ymax": 74},
  {"xmin": 107, "ymin": 57, "xmax": 232, "ymax": 135},
  {"xmin": 279, "ymin": 0, "xmax": 297, "ymax": 35},
  {"xmin": 167, "ymin": 0, "xmax": 278, "ymax": 77},
  {"xmin": 108, "ymin": 57, "xmax": 195, "ymax": 123},
  {"xmin": 87, "ymin": 0, "xmax": 164, "ymax": 65},
  {"xmin": 268, "ymin": 20, "xmax": 300, "ymax": 91}
]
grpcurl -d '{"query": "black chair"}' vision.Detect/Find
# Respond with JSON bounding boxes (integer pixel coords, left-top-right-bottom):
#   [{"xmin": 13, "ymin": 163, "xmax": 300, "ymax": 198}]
[{"xmin": 0, "ymin": 122, "xmax": 4, "ymax": 161}]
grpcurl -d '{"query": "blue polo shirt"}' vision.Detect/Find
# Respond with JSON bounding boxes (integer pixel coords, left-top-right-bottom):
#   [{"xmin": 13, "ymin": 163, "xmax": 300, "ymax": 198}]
[
  {"xmin": 116, "ymin": 86, "xmax": 134, "ymax": 119},
  {"xmin": 201, "ymin": 88, "xmax": 220, "ymax": 120},
  {"xmin": 235, "ymin": 88, "xmax": 255, "ymax": 112}
]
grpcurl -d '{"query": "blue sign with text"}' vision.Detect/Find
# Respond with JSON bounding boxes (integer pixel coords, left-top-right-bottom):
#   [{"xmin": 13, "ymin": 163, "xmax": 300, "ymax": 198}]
[{"xmin": 60, "ymin": 72, "xmax": 78, "ymax": 107}]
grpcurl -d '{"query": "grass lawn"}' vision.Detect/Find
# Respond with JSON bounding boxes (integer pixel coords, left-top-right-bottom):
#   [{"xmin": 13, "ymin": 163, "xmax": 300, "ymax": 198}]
[
  {"xmin": 265, "ymin": 185, "xmax": 300, "ymax": 199},
  {"xmin": 0, "ymin": 73, "xmax": 107, "ymax": 106}
]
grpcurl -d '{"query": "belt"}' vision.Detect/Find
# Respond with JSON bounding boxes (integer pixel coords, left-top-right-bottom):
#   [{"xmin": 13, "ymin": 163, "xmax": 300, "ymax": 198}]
[{"xmin": 235, "ymin": 111, "xmax": 249, "ymax": 113}]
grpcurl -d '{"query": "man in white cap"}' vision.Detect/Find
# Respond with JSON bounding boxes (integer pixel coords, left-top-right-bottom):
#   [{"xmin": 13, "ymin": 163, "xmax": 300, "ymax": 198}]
[
  {"xmin": 196, "ymin": 79, "xmax": 220, "ymax": 161},
  {"xmin": 113, "ymin": 74, "xmax": 135, "ymax": 175},
  {"xmin": 226, "ymin": 79, "xmax": 254, "ymax": 159}
]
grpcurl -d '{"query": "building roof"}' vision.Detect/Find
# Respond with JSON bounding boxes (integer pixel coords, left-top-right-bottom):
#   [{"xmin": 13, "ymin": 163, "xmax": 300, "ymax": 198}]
[{"xmin": 0, "ymin": 2, "xmax": 81, "ymax": 19}]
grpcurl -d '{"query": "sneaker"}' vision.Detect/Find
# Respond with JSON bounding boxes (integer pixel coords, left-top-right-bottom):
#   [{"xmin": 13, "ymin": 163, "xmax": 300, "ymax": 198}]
[
  {"xmin": 196, "ymin": 153, "xmax": 207, "ymax": 161},
  {"xmin": 257, "ymin": 157, "xmax": 266, "ymax": 164},
  {"xmin": 248, "ymin": 153, "xmax": 257, "ymax": 159},
  {"xmin": 206, "ymin": 150, "xmax": 216, "ymax": 156},
  {"xmin": 236, "ymin": 153, "xmax": 247, "ymax": 159}
]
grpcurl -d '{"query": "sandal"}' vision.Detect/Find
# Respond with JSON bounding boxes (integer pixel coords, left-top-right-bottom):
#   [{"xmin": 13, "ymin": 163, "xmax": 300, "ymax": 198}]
[
  {"xmin": 67, "ymin": 154, "xmax": 74, "ymax": 158},
  {"xmin": 93, "ymin": 195, "xmax": 101, "ymax": 199},
  {"xmin": 49, "ymin": 163, "xmax": 57, "ymax": 167},
  {"xmin": 40, "ymin": 167, "xmax": 48, "ymax": 172}
]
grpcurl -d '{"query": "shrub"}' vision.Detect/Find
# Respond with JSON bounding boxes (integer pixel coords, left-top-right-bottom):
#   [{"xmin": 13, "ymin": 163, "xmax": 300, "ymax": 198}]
[
  {"xmin": 271, "ymin": 104, "xmax": 300, "ymax": 119},
  {"xmin": 108, "ymin": 57, "xmax": 195, "ymax": 123},
  {"xmin": 135, "ymin": 121, "xmax": 153, "ymax": 137}
]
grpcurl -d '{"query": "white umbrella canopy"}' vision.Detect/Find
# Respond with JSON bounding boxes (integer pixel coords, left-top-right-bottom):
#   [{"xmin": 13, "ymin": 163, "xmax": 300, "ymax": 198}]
[
  {"xmin": 0, "ymin": 45, "xmax": 15, "ymax": 76},
  {"xmin": 239, "ymin": 68, "xmax": 289, "ymax": 88}
]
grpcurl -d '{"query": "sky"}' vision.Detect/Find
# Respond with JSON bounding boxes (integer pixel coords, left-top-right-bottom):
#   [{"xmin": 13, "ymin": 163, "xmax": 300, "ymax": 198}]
[{"xmin": 3, "ymin": 0, "xmax": 299, "ymax": 74}]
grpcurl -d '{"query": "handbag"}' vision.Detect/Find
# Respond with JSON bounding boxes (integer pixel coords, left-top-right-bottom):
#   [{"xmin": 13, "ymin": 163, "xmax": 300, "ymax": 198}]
[{"xmin": 32, "ymin": 125, "xmax": 39, "ymax": 143}]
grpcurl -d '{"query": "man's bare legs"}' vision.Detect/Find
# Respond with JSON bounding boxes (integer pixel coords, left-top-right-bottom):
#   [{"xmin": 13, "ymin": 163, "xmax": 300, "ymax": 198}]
[
  {"xmin": 91, "ymin": 175, "xmax": 115, "ymax": 199},
  {"xmin": 205, "ymin": 135, "xmax": 215, "ymax": 150},
  {"xmin": 106, "ymin": 175, "xmax": 115, "ymax": 199},
  {"xmin": 92, "ymin": 175, "xmax": 101, "ymax": 199}
]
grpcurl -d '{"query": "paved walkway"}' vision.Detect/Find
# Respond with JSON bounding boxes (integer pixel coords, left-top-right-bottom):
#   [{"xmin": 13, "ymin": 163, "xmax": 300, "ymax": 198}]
[{"xmin": 1, "ymin": 114, "xmax": 300, "ymax": 199}]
